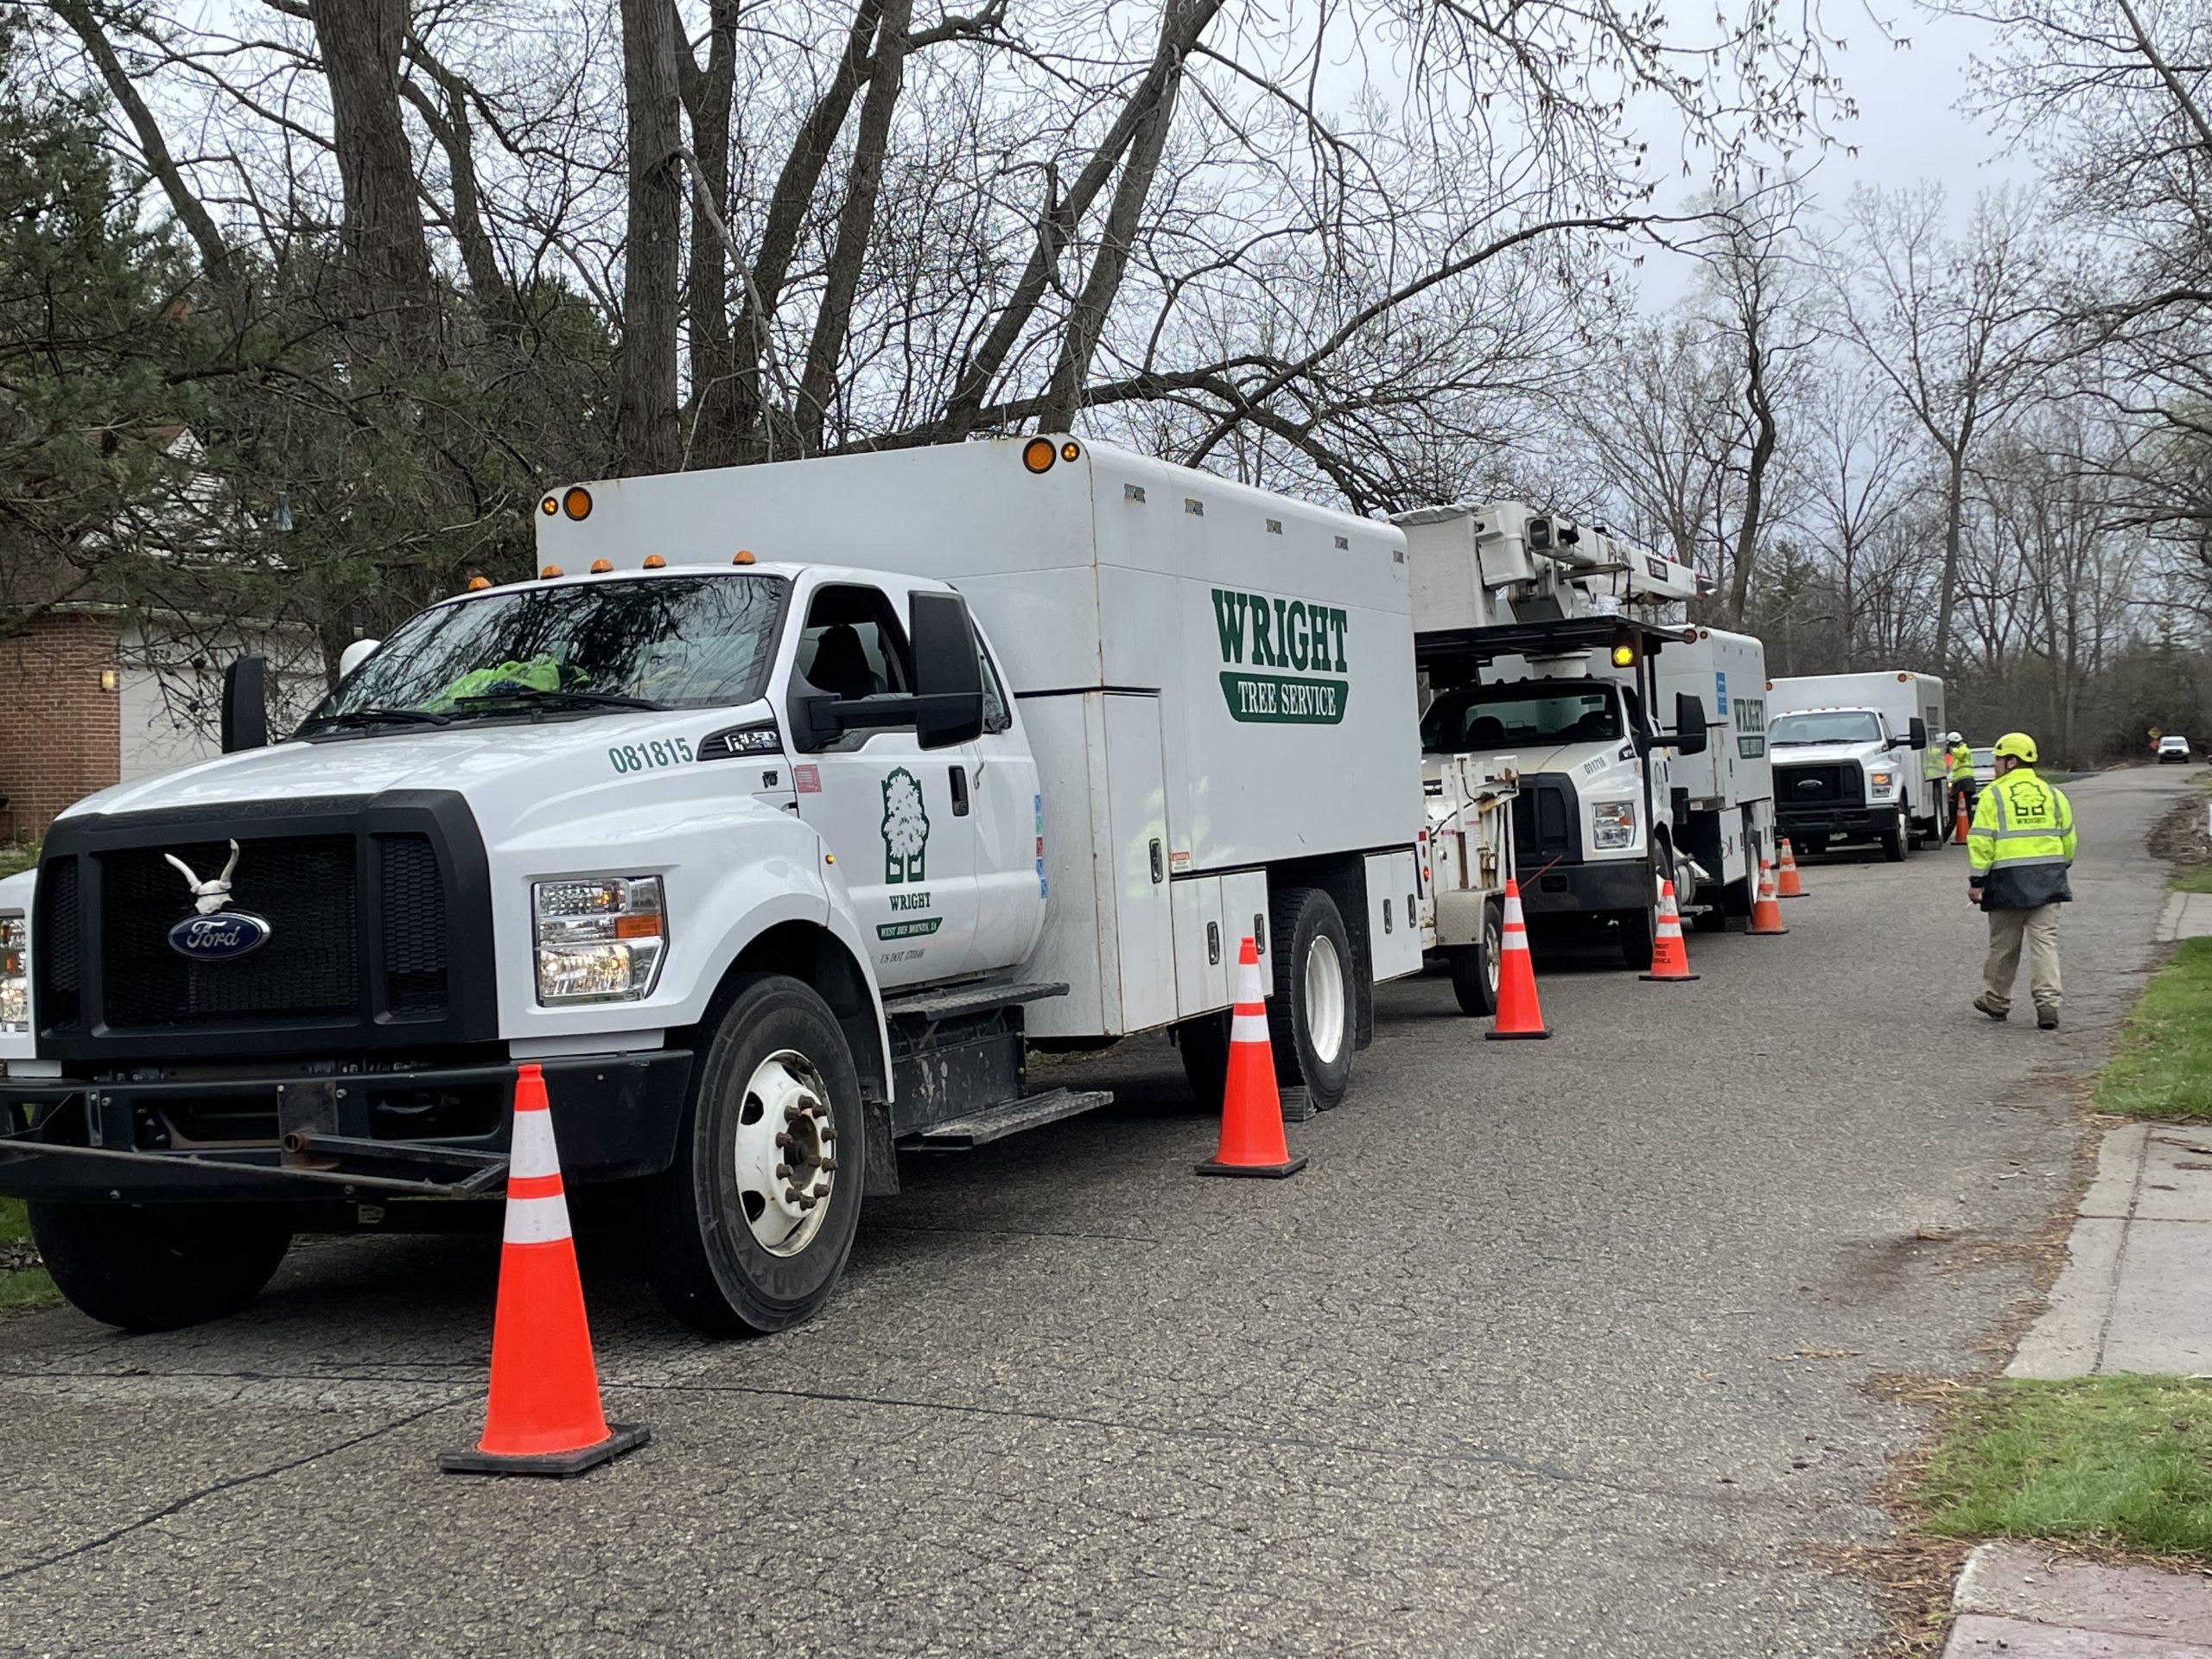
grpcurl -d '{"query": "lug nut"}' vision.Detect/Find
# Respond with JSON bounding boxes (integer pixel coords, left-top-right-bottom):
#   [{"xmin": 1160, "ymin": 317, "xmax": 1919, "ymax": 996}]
[
  {"xmin": 819, "ymin": 1156, "xmax": 839, "ymax": 1173},
  {"xmin": 774, "ymin": 1162, "xmax": 792, "ymax": 1179},
  {"xmin": 774, "ymin": 1132, "xmax": 793, "ymax": 1149},
  {"xmin": 812, "ymin": 1181, "xmax": 830, "ymax": 1198}
]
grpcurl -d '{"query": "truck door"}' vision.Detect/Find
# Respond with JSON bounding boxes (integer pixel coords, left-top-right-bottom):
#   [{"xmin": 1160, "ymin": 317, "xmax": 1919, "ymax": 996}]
[
  {"xmin": 790, "ymin": 582, "xmax": 979, "ymax": 988},
  {"xmin": 962, "ymin": 635, "xmax": 1046, "ymax": 978}
]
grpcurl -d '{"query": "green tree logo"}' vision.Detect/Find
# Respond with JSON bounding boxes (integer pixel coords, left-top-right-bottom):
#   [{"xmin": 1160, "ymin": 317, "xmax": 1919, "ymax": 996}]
[{"xmin": 881, "ymin": 766, "xmax": 930, "ymax": 882}]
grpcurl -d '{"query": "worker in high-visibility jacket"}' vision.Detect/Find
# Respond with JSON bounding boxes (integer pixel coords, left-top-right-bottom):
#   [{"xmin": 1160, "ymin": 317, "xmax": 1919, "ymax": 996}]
[{"xmin": 1968, "ymin": 732, "xmax": 2076, "ymax": 1031}]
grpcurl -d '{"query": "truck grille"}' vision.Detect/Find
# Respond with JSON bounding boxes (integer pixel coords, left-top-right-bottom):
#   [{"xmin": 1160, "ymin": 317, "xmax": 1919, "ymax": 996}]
[
  {"xmin": 1776, "ymin": 764, "xmax": 1860, "ymax": 805},
  {"xmin": 1510, "ymin": 773, "xmax": 1583, "ymax": 869},
  {"xmin": 101, "ymin": 836, "xmax": 361, "ymax": 1027},
  {"xmin": 30, "ymin": 793, "xmax": 493, "ymax": 1064}
]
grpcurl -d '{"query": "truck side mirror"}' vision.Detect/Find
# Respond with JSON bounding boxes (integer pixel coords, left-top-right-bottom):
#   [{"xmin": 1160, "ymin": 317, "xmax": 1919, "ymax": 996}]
[
  {"xmin": 1667, "ymin": 691, "xmax": 1709, "ymax": 756},
  {"xmin": 1908, "ymin": 717, "xmax": 1929, "ymax": 750},
  {"xmin": 908, "ymin": 590, "xmax": 985, "ymax": 750},
  {"xmin": 221, "ymin": 656, "xmax": 269, "ymax": 753}
]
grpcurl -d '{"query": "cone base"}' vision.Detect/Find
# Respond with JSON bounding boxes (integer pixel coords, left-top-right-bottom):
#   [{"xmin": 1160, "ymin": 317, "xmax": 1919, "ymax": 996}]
[
  {"xmin": 439, "ymin": 1421, "xmax": 650, "ymax": 1479},
  {"xmin": 1638, "ymin": 971, "xmax": 1700, "ymax": 982},
  {"xmin": 1746, "ymin": 926, "xmax": 1789, "ymax": 937},
  {"xmin": 1196, "ymin": 1154, "xmax": 1307, "ymax": 1179},
  {"xmin": 1484, "ymin": 1027, "xmax": 1551, "ymax": 1040}
]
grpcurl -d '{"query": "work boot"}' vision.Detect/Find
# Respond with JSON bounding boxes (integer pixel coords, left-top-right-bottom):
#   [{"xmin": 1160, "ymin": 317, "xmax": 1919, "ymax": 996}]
[
  {"xmin": 2037, "ymin": 1007, "xmax": 2059, "ymax": 1031},
  {"xmin": 1973, "ymin": 994, "xmax": 2008, "ymax": 1021}
]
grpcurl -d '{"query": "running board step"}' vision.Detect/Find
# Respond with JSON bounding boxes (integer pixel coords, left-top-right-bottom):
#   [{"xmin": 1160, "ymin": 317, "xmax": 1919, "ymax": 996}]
[
  {"xmin": 907, "ymin": 1088, "xmax": 1113, "ymax": 1149},
  {"xmin": 882, "ymin": 980, "xmax": 1068, "ymax": 1024}
]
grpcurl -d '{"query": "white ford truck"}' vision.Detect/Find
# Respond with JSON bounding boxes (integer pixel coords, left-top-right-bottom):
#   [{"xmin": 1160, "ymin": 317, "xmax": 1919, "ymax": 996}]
[
  {"xmin": 0, "ymin": 438, "xmax": 1427, "ymax": 1334},
  {"xmin": 1397, "ymin": 504, "xmax": 1776, "ymax": 967},
  {"xmin": 1765, "ymin": 671, "xmax": 1944, "ymax": 861}
]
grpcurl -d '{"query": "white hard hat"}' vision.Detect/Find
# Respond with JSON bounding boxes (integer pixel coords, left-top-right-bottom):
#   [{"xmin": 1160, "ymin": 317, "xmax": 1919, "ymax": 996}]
[{"xmin": 1948, "ymin": 731, "xmax": 1962, "ymax": 743}]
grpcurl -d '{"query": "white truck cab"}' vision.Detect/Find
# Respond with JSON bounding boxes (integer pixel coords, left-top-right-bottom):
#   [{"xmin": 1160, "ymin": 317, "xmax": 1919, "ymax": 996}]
[
  {"xmin": 1398, "ymin": 504, "xmax": 1775, "ymax": 967},
  {"xmin": 1765, "ymin": 671, "xmax": 1945, "ymax": 861},
  {"xmin": 0, "ymin": 438, "xmax": 1427, "ymax": 1337}
]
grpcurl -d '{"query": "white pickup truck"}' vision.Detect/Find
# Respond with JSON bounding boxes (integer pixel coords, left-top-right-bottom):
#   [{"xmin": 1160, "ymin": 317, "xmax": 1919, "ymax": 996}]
[
  {"xmin": 0, "ymin": 438, "xmax": 1429, "ymax": 1335},
  {"xmin": 1765, "ymin": 671, "xmax": 1945, "ymax": 861}
]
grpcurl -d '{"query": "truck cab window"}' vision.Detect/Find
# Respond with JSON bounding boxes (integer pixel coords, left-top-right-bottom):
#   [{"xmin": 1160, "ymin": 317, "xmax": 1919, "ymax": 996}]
[
  {"xmin": 977, "ymin": 641, "xmax": 1012, "ymax": 733},
  {"xmin": 1420, "ymin": 683, "xmax": 1624, "ymax": 753},
  {"xmin": 796, "ymin": 585, "xmax": 912, "ymax": 700}
]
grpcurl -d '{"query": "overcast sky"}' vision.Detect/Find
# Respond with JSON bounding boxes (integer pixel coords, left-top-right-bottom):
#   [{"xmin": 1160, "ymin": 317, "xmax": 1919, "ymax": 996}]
[{"xmin": 1632, "ymin": 3, "xmax": 2044, "ymax": 307}]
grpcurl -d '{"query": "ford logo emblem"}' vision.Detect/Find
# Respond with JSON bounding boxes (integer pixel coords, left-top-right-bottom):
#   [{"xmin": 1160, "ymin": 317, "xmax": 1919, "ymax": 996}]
[{"xmin": 168, "ymin": 912, "xmax": 274, "ymax": 960}]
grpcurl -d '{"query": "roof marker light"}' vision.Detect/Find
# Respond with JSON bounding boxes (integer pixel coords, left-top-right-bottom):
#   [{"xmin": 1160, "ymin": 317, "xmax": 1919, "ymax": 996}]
[
  {"xmin": 1022, "ymin": 437, "xmax": 1055, "ymax": 474},
  {"xmin": 465, "ymin": 575, "xmax": 491, "ymax": 592},
  {"xmin": 540, "ymin": 563, "xmax": 564, "ymax": 579},
  {"xmin": 589, "ymin": 558, "xmax": 613, "ymax": 574},
  {"xmin": 562, "ymin": 486, "xmax": 592, "ymax": 520},
  {"xmin": 733, "ymin": 550, "xmax": 756, "ymax": 565},
  {"xmin": 643, "ymin": 554, "xmax": 666, "ymax": 569},
  {"xmin": 1060, "ymin": 442, "xmax": 1081, "ymax": 461}
]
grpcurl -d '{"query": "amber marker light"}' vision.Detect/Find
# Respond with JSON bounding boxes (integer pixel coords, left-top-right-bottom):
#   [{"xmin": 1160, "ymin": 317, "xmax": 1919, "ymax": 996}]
[
  {"xmin": 1060, "ymin": 442, "xmax": 1081, "ymax": 461},
  {"xmin": 539, "ymin": 496, "xmax": 558, "ymax": 516},
  {"xmin": 589, "ymin": 558, "xmax": 613, "ymax": 574},
  {"xmin": 1022, "ymin": 437, "xmax": 1055, "ymax": 474},
  {"xmin": 465, "ymin": 575, "xmax": 491, "ymax": 592},
  {"xmin": 562, "ymin": 486, "xmax": 593, "ymax": 520},
  {"xmin": 733, "ymin": 550, "xmax": 756, "ymax": 565},
  {"xmin": 643, "ymin": 554, "xmax": 667, "ymax": 569},
  {"xmin": 540, "ymin": 563, "xmax": 564, "ymax": 579}
]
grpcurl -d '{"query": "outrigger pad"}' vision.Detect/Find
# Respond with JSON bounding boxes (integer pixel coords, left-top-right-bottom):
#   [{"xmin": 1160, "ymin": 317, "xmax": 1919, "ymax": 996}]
[{"xmin": 438, "ymin": 1422, "xmax": 651, "ymax": 1479}]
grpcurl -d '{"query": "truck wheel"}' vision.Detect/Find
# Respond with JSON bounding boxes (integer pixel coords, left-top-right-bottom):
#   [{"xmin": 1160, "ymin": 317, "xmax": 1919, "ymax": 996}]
[
  {"xmin": 646, "ymin": 973, "xmax": 865, "ymax": 1336},
  {"xmin": 1447, "ymin": 899, "xmax": 1504, "ymax": 1016},
  {"xmin": 29, "ymin": 1202, "xmax": 291, "ymax": 1332},
  {"xmin": 1268, "ymin": 887, "xmax": 1354, "ymax": 1110},
  {"xmin": 1176, "ymin": 1011, "xmax": 1231, "ymax": 1109},
  {"xmin": 1880, "ymin": 808, "xmax": 1907, "ymax": 863}
]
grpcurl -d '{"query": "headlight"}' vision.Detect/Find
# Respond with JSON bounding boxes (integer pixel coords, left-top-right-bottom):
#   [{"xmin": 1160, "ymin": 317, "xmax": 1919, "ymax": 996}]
[
  {"xmin": 1592, "ymin": 800, "xmax": 1637, "ymax": 849},
  {"xmin": 0, "ymin": 914, "xmax": 25, "ymax": 1032},
  {"xmin": 1869, "ymin": 769, "xmax": 1896, "ymax": 794},
  {"xmin": 533, "ymin": 876, "xmax": 665, "ymax": 1005}
]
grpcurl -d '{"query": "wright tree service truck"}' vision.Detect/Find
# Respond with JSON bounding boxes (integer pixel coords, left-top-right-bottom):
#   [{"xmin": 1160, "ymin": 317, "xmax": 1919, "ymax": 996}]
[
  {"xmin": 1765, "ymin": 671, "xmax": 1946, "ymax": 861},
  {"xmin": 1396, "ymin": 504, "xmax": 1776, "ymax": 968},
  {"xmin": 0, "ymin": 438, "xmax": 1430, "ymax": 1336}
]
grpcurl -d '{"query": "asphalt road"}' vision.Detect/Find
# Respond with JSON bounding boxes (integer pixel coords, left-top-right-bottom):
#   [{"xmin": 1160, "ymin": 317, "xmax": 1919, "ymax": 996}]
[{"xmin": 0, "ymin": 768, "xmax": 2194, "ymax": 1658}]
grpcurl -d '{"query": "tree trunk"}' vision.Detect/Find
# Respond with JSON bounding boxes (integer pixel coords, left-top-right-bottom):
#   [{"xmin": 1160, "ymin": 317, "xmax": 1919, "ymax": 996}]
[
  {"xmin": 1935, "ymin": 448, "xmax": 1967, "ymax": 669},
  {"xmin": 618, "ymin": 0, "xmax": 684, "ymax": 476},
  {"xmin": 1728, "ymin": 342, "xmax": 1777, "ymax": 628},
  {"xmin": 676, "ymin": 0, "xmax": 742, "ymax": 467},
  {"xmin": 798, "ymin": 0, "xmax": 915, "ymax": 454},
  {"xmin": 309, "ymin": 0, "xmax": 437, "ymax": 348}
]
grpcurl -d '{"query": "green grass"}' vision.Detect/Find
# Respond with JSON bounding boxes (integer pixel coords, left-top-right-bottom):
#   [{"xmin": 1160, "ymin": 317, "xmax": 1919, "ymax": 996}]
[
  {"xmin": 2095, "ymin": 937, "xmax": 2212, "ymax": 1120},
  {"xmin": 1920, "ymin": 1376, "xmax": 2212, "ymax": 1560},
  {"xmin": 0, "ymin": 842, "xmax": 35, "ymax": 880},
  {"xmin": 0, "ymin": 1196, "xmax": 58, "ymax": 1316},
  {"xmin": 2171, "ymin": 864, "xmax": 2212, "ymax": 893}
]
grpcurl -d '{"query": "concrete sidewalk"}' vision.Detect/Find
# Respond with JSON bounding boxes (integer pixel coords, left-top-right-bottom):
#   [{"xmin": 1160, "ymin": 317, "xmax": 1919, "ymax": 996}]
[
  {"xmin": 2155, "ymin": 890, "xmax": 2212, "ymax": 942},
  {"xmin": 2009, "ymin": 1122, "xmax": 2212, "ymax": 1377},
  {"xmin": 1939, "ymin": 1118, "xmax": 2212, "ymax": 1657}
]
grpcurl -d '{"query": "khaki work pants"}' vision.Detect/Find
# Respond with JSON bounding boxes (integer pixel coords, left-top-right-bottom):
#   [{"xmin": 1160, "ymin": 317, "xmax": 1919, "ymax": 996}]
[{"xmin": 1982, "ymin": 902, "xmax": 2063, "ymax": 1015}]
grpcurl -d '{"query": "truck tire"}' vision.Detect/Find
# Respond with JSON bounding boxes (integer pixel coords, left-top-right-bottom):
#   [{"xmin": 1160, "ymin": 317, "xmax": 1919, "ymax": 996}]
[
  {"xmin": 1446, "ymin": 899, "xmax": 1504, "ymax": 1016},
  {"xmin": 1880, "ymin": 807, "xmax": 1907, "ymax": 862},
  {"xmin": 1617, "ymin": 849, "xmax": 1671, "ymax": 970},
  {"xmin": 29, "ymin": 1202, "xmax": 291, "ymax": 1332},
  {"xmin": 1176, "ymin": 1011, "xmax": 1231, "ymax": 1109},
  {"xmin": 1268, "ymin": 887, "xmax": 1354, "ymax": 1110},
  {"xmin": 646, "ymin": 973, "xmax": 865, "ymax": 1336}
]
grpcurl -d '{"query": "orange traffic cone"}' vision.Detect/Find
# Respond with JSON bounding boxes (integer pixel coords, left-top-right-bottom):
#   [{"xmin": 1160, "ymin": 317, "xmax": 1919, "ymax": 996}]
[
  {"xmin": 1196, "ymin": 937, "xmax": 1307, "ymax": 1179},
  {"xmin": 1485, "ymin": 879, "xmax": 1552, "ymax": 1039},
  {"xmin": 1639, "ymin": 880, "xmax": 1700, "ymax": 982},
  {"xmin": 441, "ymin": 1065, "xmax": 650, "ymax": 1477},
  {"xmin": 1954, "ymin": 791, "xmax": 1972, "ymax": 846},
  {"xmin": 1776, "ymin": 838, "xmax": 1806, "ymax": 898},
  {"xmin": 1747, "ymin": 857, "xmax": 1789, "ymax": 937}
]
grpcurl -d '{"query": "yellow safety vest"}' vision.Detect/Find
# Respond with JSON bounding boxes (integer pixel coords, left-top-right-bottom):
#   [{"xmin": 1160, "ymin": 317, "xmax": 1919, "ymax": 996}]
[{"xmin": 1967, "ymin": 767, "xmax": 2075, "ymax": 908}]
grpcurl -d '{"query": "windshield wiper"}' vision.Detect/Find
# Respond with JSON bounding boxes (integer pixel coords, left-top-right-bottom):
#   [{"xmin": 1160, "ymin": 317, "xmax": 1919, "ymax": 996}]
[
  {"xmin": 450, "ymin": 687, "xmax": 670, "ymax": 714},
  {"xmin": 302, "ymin": 706, "xmax": 454, "ymax": 733}
]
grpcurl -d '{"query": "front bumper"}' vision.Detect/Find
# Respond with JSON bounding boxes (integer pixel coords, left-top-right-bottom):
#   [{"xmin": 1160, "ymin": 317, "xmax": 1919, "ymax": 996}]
[
  {"xmin": 1777, "ymin": 803, "xmax": 1897, "ymax": 838},
  {"xmin": 0, "ymin": 1049, "xmax": 692, "ymax": 1205},
  {"xmin": 1516, "ymin": 859, "xmax": 1653, "ymax": 915}
]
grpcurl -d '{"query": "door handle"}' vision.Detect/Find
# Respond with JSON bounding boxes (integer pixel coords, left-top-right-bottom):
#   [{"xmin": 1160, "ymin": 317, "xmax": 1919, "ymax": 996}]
[
  {"xmin": 1149, "ymin": 839, "xmax": 1164, "ymax": 883},
  {"xmin": 950, "ymin": 766, "xmax": 970, "ymax": 817}
]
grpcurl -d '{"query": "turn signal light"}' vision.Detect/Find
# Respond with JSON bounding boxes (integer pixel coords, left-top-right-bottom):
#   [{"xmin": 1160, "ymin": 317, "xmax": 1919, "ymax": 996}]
[
  {"xmin": 1611, "ymin": 643, "xmax": 1635, "ymax": 668},
  {"xmin": 1022, "ymin": 437, "xmax": 1055, "ymax": 474}
]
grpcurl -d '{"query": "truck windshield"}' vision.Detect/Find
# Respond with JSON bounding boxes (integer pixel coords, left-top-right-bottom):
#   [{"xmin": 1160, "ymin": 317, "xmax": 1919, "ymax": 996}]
[
  {"xmin": 305, "ymin": 575, "xmax": 786, "ymax": 732},
  {"xmin": 1769, "ymin": 711, "xmax": 1884, "ymax": 746},
  {"xmin": 1421, "ymin": 684, "xmax": 1623, "ymax": 753}
]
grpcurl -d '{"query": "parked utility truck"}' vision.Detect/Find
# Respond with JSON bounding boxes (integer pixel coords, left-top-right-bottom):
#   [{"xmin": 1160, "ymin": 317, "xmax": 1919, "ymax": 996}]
[
  {"xmin": 0, "ymin": 437, "xmax": 1429, "ymax": 1335},
  {"xmin": 1395, "ymin": 504, "xmax": 1776, "ymax": 968},
  {"xmin": 1765, "ymin": 671, "xmax": 1945, "ymax": 861}
]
